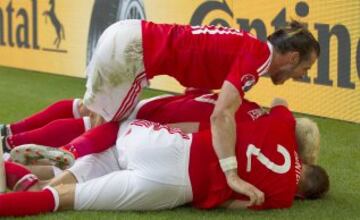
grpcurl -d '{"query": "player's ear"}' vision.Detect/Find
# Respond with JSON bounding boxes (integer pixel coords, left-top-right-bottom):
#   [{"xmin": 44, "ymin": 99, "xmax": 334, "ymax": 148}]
[{"xmin": 288, "ymin": 51, "xmax": 300, "ymax": 65}]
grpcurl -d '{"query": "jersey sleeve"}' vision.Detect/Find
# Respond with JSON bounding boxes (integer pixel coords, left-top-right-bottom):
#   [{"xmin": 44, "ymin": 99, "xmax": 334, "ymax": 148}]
[
  {"xmin": 225, "ymin": 56, "xmax": 259, "ymax": 98},
  {"xmin": 225, "ymin": 39, "xmax": 272, "ymax": 98}
]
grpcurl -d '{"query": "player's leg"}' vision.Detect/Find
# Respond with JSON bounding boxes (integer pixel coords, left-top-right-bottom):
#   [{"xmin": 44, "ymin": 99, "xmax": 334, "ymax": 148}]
[
  {"xmin": 5, "ymin": 117, "xmax": 91, "ymax": 151},
  {"xmin": 0, "ymin": 186, "xmax": 60, "ymax": 217},
  {"xmin": 3, "ymin": 160, "xmax": 70, "ymax": 193},
  {"xmin": 83, "ymin": 19, "xmax": 148, "ymax": 122},
  {"xmin": 0, "ymin": 170, "xmax": 184, "ymax": 216},
  {"xmin": 60, "ymin": 146, "xmax": 120, "ymax": 184},
  {"xmin": 11, "ymin": 146, "xmax": 120, "ymax": 192},
  {"xmin": 27, "ymin": 165, "xmax": 63, "ymax": 181},
  {"xmin": 72, "ymin": 169, "xmax": 190, "ymax": 211},
  {"xmin": 10, "ymin": 121, "xmax": 119, "ymax": 166},
  {"xmin": 24, "ymin": 146, "xmax": 121, "ymax": 190},
  {"xmin": 1, "ymin": 99, "xmax": 86, "ymax": 153},
  {"xmin": 8, "ymin": 99, "xmax": 82, "ymax": 135},
  {"xmin": 4, "ymin": 161, "xmax": 39, "ymax": 192}
]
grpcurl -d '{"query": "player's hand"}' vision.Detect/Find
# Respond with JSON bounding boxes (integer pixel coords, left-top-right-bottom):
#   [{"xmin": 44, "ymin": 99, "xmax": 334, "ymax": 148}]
[{"xmin": 225, "ymin": 170, "xmax": 265, "ymax": 207}]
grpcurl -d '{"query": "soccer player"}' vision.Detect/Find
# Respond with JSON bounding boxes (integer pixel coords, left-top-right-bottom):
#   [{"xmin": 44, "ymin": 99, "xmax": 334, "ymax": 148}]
[
  {"xmin": 1, "ymin": 90, "xmax": 264, "ymax": 154},
  {"xmin": 8, "ymin": 97, "xmax": 319, "ymax": 189},
  {"xmin": 8, "ymin": 92, "xmax": 268, "ymax": 169},
  {"xmin": 0, "ymin": 101, "xmax": 329, "ymax": 217},
  {"xmin": 82, "ymin": 19, "xmax": 320, "ymax": 199}
]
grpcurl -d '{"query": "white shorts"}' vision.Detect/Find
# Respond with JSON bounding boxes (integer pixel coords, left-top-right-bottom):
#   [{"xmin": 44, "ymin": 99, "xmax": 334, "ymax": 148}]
[
  {"xmin": 72, "ymin": 120, "xmax": 193, "ymax": 210},
  {"xmin": 83, "ymin": 19, "xmax": 149, "ymax": 122},
  {"xmin": 67, "ymin": 147, "xmax": 120, "ymax": 183}
]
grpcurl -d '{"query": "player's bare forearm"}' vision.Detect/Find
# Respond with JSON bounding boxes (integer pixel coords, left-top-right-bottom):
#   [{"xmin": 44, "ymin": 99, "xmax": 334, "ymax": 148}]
[
  {"xmin": 211, "ymin": 108, "xmax": 237, "ymax": 159},
  {"xmin": 211, "ymin": 82, "xmax": 265, "ymax": 206},
  {"xmin": 211, "ymin": 81, "xmax": 241, "ymax": 160}
]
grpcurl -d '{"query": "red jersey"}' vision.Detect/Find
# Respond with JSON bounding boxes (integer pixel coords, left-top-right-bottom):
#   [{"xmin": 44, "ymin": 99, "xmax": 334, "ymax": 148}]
[
  {"xmin": 189, "ymin": 106, "xmax": 302, "ymax": 210},
  {"xmin": 141, "ymin": 21, "xmax": 273, "ymax": 97},
  {"xmin": 135, "ymin": 93, "xmax": 267, "ymax": 128}
]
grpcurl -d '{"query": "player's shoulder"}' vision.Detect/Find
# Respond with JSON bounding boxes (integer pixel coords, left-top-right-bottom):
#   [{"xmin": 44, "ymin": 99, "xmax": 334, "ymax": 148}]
[{"xmin": 245, "ymin": 37, "xmax": 273, "ymax": 76}]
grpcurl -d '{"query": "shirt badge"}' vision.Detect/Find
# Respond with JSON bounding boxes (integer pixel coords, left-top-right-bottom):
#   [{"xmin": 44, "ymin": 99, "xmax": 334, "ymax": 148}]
[{"xmin": 241, "ymin": 74, "xmax": 256, "ymax": 92}]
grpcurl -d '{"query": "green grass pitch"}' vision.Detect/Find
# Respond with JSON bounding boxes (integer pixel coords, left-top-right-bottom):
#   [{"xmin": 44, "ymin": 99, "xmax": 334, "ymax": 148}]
[{"xmin": 0, "ymin": 66, "xmax": 359, "ymax": 220}]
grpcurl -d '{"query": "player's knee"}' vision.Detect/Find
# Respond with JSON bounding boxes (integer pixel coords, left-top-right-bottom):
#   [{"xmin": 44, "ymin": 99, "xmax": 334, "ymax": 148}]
[
  {"xmin": 89, "ymin": 112, "xmax": 105, "ymax": 127},
  {"xmin": 77, "ymin": 100, "xmax": 91, "ymax": 117},
  {"xmin": 53, "ymin": 183, "xmax": 76, "ymax": 210},
  {"xmin": 49, "ymin": 170, "xmax": 78, "ymax": 187}
]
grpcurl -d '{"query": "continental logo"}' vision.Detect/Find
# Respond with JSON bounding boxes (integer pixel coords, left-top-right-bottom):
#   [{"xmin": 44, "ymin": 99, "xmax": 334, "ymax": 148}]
[
  {"xmin": 0, "ymin": 0, "xmax": 67, "ymax": 53},
  {"xmin": 190, "ymin": 0, "xmax": 360, "ymax": 90}
]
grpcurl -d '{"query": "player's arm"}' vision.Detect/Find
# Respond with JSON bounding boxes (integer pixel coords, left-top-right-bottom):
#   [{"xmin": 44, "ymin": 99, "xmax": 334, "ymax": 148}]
[
  {"xmin": 211, "ymin": 81, "xmax": 264, "ymax": 206},
  {"xmin": 211, "ymin": 81, "xmax": 240, "ymax": 163}
]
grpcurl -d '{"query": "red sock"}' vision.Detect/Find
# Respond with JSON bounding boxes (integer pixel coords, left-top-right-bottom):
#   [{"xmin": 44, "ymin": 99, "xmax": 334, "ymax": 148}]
[
  {"xmin": 0, "ymin": 189, "xmax": 56, "ymax": 217},
  {"xmin": 7, "ymin": 118, "xmax": 86, "ymax": 148},
  {"xmin": 10, "ymin": 99, "xmax": 75, "ymax": 135},
  {"xmin": 61, "ymin": 122, "xmax": 119, "ymax": 158},
  {"xmin": 5, "ymin": 161, "xmax": 38, "ymax": 191},
  {"xmin": 5, "ymin": 161, "xmax": 32, "ymax": 190}
]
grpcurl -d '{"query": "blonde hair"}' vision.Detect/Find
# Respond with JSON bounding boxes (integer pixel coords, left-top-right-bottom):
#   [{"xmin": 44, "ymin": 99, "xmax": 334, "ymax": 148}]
[{"xmin": 295, "ymin": 118, "xmax": 320, "ymax": 164}]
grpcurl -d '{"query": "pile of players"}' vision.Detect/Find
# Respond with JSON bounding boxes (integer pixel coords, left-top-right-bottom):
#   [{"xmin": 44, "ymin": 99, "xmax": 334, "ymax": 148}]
[{"xmin": 0, "ymin": 19, "xmax": 328, "ymax": 217}]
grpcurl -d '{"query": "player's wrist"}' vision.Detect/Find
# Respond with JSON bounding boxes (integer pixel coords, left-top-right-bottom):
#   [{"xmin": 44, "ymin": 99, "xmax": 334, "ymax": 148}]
[{"xmin": 219, "ymin": 156, "xmax": 238, "ymax": 173}]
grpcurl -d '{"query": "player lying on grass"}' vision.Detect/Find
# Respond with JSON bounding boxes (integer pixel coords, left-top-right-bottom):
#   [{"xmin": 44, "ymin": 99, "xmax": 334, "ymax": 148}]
[
  {"xmin": 1, "ymin": 89, "xmax": 269, "ymax": 163},
  {"xmin": 0, "ymin": 89, "xmax": 242, "ymax": 152},
  {"xmin": 0, "ymin": 100, "xmax": 329, "ymax": 217},
  {"xmin": 0, "ymin": 89, "xmax": 269, "ymax": 177},
  {"xmin": 2, "ymin": 20, "xmax": 320, "ymax": 199},
  {"xmin": 80, "ymin": 19, "xmax": 320, "ymax": 198},
  {"xmin": 3, "ymin": 92, "xmax": 319, "ymax": 190},
  {"xmin": 3, "ymin": 92, "xmax": 319, "ymax": 173},
  {"xmin": 2, "ymin": 90, "xmax": 320, "ymax": 167}
]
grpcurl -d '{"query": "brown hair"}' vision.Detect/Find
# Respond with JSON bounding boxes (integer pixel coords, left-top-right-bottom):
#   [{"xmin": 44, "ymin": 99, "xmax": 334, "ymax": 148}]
[
  {"xmin": 298, "ymin": 164, "xmax": 329, "ymax": 199},
  {"xmin": 267, "ymin": 20, "xmax": 320, "ymax": 63}
]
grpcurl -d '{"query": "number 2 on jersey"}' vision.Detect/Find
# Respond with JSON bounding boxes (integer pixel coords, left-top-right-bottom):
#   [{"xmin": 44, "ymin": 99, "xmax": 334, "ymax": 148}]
[{"xmin": 246, "ymin": 144, "xmax": 291, "ymax": 174}]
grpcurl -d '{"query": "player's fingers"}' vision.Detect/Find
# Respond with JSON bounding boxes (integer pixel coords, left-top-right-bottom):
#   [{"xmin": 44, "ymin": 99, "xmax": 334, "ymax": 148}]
[
  {"xmin": 253, "ymin": 188, "xmax": 265, "ymax": 206},
  {"xmin": 259, "ymin": 191, "xmax": 265, "ymax": 205},
  {"xmin": 247, "ymin": 190, "xmax": 257, "ymax": 206}
]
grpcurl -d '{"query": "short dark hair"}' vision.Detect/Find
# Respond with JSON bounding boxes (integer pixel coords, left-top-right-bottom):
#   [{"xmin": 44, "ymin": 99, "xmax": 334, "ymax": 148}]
[
  {"xmin": 267, "ymin": 20, "xmax": 320, "ymax": 63},
  {"xmin": 299, "ymin": 164, "xmax": 330, "ymax": 200}
]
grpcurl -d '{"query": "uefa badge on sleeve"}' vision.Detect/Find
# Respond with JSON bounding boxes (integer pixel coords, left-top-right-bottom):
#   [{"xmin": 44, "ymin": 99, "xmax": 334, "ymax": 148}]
[{"xmin": 241, "ymin": 74, "xmax": 256, "ymax": 92}]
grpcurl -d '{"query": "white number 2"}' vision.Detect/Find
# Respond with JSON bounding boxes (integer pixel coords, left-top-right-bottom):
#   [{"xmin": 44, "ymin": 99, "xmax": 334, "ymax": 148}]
[{"xmin": 246, "ymin": 144, "xmax": 291, "ymax": 174}]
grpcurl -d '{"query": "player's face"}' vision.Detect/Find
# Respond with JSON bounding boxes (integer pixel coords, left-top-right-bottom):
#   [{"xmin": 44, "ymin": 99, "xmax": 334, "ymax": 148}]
[{"xmin": 271, "ymin": 51, "xmax": 318, "ymax": 85}]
